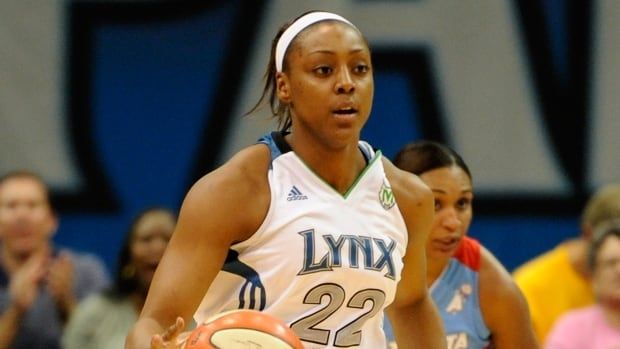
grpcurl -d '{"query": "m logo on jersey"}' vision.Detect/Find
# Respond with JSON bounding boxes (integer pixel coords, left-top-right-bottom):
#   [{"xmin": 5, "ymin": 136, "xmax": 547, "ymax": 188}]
[
  {"xmin": 379, "ymin": 181, "xmax": 396, "ymax": 210},
  {"xmin": 297, "ymin": 230, "xmax": 396, "ymax": 280}
]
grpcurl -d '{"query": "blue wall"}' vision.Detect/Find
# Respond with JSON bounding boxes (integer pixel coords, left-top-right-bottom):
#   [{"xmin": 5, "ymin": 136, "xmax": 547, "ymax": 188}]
[{"xmin": 51, "ymin": 1, "xmax": 593, "ymax": 275}]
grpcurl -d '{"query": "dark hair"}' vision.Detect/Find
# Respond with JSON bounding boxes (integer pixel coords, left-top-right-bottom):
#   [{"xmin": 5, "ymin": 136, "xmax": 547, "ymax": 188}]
[
  {"xmin": 245, "ymin": 10, "xmax": 368, "ymax": 132},
  {"xmin": 588, "ymin": 218, "xmax": 620, "ymax": 272},
  {"xmin": 107, "ymin": 206, "xmax": 176, "ymax": 299},
  {"xmin": 393, "ymin": 140, "xmax": 472, "ymax": 180},
  {"xmin": 0, "ymin": 170, "xmax": 54, "ymax": 212}
]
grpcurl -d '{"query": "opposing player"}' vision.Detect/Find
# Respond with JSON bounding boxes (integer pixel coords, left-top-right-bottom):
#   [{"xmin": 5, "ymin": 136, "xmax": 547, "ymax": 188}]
[
  {"xmin": 386, "ymin": 140, "xmax": 538, "ymax": 348},
  {"xmin": 125, "ymin": 11, "xmax": 445, "ymax": 349}
]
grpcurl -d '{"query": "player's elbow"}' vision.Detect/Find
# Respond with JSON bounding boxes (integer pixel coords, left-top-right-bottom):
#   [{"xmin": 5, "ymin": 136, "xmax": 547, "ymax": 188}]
[{"xmin": 388, "ymin": 286, "xmax": 431, "ymax": 315}]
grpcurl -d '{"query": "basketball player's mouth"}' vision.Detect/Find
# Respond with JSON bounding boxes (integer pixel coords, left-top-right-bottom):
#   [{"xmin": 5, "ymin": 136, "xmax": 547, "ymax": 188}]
[
  {"xmin": 433, "ymin": 238, "xmax": 460, "ymax": 252},
  {"xmin": 332, "ymin": 107, "xmax": 358, "ymax": 118}
]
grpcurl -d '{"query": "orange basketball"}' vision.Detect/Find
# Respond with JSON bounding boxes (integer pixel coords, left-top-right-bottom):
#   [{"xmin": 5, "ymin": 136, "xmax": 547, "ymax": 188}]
[{"xmin": 182, "ymin": 309, "xmax": 304, "ymax": 349}]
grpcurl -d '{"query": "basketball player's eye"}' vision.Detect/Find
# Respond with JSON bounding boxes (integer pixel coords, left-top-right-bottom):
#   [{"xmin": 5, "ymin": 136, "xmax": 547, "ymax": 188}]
[
  {"xmin": 457, "ymin": 198, "xmax": 471, "ymax": 209},
  {"xmin": 314, "ymin": 66, "xmax": 333, "ymax": 75},
  {"xmin": 354, "ymin": 64, "xmax": 369, "ymax": 74},
  {"xmin": 433, "ymin": 200, "xmax": 442, "ymax": 211}
]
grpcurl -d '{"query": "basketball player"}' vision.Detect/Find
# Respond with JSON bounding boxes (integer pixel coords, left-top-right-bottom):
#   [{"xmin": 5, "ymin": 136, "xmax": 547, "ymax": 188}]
[
  {"xmin": 125, "ymin": 11, "xmax": 446, "ymax": 349},
  {"xmin": 385, "ymin": 141, "xmax": 538, "ymax": 348}
]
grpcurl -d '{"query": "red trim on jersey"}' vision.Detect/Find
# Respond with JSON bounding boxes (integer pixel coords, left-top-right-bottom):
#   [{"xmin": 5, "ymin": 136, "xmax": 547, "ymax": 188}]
[{"xmin": 453, "ymin": 236, "xmax": 481, "ymax": 271}]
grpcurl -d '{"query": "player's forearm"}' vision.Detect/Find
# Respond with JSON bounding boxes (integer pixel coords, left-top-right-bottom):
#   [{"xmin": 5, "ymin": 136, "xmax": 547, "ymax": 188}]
[
  {"xmin": 0, "ymin": 304, "xmax": 24, "ymax": 349},
  {"xmin": 125, "ymin": 318, "xmax": 164, "ymax": 349},
  {"xmin": 388, "ymin": 296, "xmax": 447, "ymax": 349}
]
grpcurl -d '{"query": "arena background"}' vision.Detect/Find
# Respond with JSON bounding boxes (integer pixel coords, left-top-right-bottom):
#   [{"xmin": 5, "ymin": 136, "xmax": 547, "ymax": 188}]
[{"xmin": 1, "ymin": 0, "xmax": 619, "ymax": 273}]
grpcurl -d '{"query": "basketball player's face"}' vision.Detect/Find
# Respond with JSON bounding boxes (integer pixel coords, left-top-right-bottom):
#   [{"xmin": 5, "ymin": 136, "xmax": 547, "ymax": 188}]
[
  {"xmin": 281, "ymin": 22, "xmax": 373, "ymax": 147},
  {"xmin": 0, "ymin": 178, "xmax": 57, "ymax": 257},
  {"xmin": 592, "ymin": 235, "xmax": 620, "ymax": 305},
  {"xmin": 130, "ymin": 211, "xmax": 174, "ymax": 289},
  {"xmin": 420, "ymin": 166, "xmax": 473, "ymax": 260}
]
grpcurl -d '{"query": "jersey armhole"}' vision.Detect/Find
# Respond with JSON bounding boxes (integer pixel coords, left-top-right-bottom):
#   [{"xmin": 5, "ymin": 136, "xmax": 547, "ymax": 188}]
[{"xmin": 453, "ymin": 236, "xmax": 482, "ymax": 271}]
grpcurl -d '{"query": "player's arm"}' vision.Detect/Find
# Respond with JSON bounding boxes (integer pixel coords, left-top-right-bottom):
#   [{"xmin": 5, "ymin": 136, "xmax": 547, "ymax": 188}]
[
  {"xmin": 124, "ymin": 145, "xmax": 271, "ymax": 349},
  {"xmin": 383, "ymin": 159, "xmax": 447, "ymax": 349},
  {"xmin": 479, "ymin": 247, "xmax": 539, "ymax": 349}
]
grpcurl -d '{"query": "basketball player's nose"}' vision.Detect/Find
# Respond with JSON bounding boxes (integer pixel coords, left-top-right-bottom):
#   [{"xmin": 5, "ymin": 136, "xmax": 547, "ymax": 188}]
[
  {"xmin": 335, "ymin": 68, "xmax": 355, "ymax": 94},
  {"xmin": 442, "ymin": 209, "xmax": 462, "ymax": 231}
]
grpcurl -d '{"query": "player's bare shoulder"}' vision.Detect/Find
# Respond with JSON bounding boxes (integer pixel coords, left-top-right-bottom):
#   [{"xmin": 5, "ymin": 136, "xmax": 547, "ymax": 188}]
[
  {"xmin": 478, "ymin": 245, "xmax": 517, "ymax": 293},
  {"xmin": 189, "ymin": 144, "xmax": 270, "ymax": 197},
  {"xmin": 181, "ymin": 143, "xmax": 272, "ymax": 241},
  {"xmin": 381, "ymin": 157, "xmax": 433, "ymax": 211},
  {"xmin": 220, "ymin": 143, "xmax": 272, "ymax": 190}
]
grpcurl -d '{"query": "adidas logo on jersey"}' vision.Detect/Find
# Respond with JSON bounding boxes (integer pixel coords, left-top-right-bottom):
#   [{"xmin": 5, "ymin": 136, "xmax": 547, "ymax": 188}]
[{"xmin": 287, "ymin": 185, "xmax": 308, "ymax": 201}]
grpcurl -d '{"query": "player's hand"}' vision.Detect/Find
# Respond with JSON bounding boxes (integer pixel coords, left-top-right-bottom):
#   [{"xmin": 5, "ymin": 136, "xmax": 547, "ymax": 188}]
[{"xmin": 151, "ymin": 317, "xmax": 187, "ymax": 349}]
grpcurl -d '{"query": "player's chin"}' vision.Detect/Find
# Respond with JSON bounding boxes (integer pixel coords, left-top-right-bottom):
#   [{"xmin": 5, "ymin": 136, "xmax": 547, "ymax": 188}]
[
  {"xmin": 427, "ymin": 249, "xmax": 454, "ymax": 262},
  {"xmin": 323, "ymin": 130, "xmax": 361, "ymax": 149}
]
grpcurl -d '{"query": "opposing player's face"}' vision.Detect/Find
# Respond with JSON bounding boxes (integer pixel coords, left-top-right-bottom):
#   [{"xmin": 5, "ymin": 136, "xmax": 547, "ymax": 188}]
[
  {"xmin": 130, "ymin": 210, "xmax": 174, "ymax": 290},
  {"xmin": 0, "ymin": 177, "xmax": 56, "ymax": 257},
  {"xmin": 592, "ymin": 235, "xmax": 620, "ymax": 305},
  {"xmin": 280, "ymin": 22, "xmax": 373, "ymax": 148},
  {"xmin": 420, "ymin": 166, "xmax": 473, "ymax": 260}
]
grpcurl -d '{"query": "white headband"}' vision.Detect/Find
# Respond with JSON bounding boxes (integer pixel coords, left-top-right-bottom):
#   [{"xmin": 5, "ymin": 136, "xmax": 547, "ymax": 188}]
[{"xmin": 275, "ymin": 12, "xmax": 356, "ymax": 72}]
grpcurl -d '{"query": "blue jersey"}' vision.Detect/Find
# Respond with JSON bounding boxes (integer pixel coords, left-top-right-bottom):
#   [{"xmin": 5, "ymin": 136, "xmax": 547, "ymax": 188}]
[
  {"xmin": 385, "ymin": 237, "xmax": 491, "ymax": 349},
  {"xmin": 431, "ymin": 237, "xmax": 490, "ymax": 349}
]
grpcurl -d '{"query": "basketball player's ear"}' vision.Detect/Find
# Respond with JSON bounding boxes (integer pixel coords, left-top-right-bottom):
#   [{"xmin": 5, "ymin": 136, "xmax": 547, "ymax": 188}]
[{"xmin": 276, "ymin": 72, "xmax": 292, "ymax": 103}]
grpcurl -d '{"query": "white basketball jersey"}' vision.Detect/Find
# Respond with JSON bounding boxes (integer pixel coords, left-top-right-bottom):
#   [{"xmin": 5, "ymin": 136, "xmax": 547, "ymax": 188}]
[{"xmin": 194, "ymin": 132, "xmax": 409, "ymax": 349}]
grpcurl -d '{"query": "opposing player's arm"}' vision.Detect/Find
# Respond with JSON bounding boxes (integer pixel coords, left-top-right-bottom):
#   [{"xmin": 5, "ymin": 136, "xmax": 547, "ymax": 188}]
[
  {"xmin": 125, "ymin": 145, "xmax": 271, "ymax": 349},
  {"xmin": 479, "ymin": 247, "xmax": 539, "ymax": 349},
  {"xmin": 383, "ymin": 159, "xmax": 447, "ymax": 349}
]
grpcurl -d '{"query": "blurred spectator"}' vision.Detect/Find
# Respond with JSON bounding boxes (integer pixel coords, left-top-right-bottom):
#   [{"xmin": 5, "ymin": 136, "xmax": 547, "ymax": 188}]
[
  {"xmin": 513, "ymin": 183, "xmax": 620, "ymax": 344},
  {"xmin": 0, "ymin": 170, "xmax": 109, "ymax": 349},
  {"xmin": 63, "ymin": 207, "xmax": 175, "ymax": 349},
  {"xmin": 545, "ymin": 218, "xmax": 620, "ymax": 349}
]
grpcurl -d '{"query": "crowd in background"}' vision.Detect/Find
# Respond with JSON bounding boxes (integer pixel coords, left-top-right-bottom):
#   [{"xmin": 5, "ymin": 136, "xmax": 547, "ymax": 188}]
[{"xmin": 0, "ymin": 171, "xmax": 175, "ymax": 349}]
